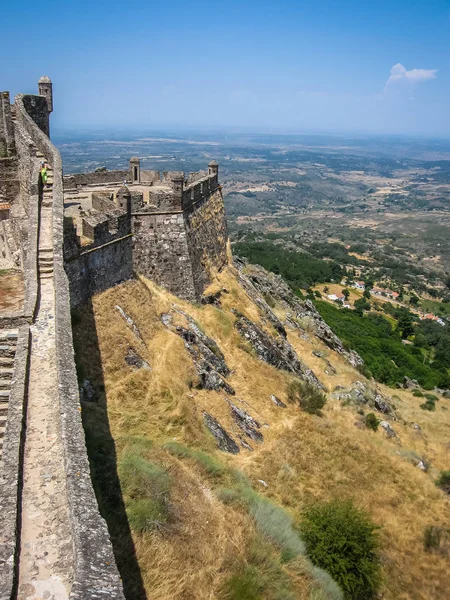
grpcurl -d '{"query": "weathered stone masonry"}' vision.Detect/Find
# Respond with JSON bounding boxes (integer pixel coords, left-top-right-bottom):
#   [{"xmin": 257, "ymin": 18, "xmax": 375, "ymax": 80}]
[
  {"xmin": 0, "ymin": 79, "xmax": 125, "ymax": 600},
  {"xmin": 64, "ymin": 157, "xmax": 228, "ymax": 303}
]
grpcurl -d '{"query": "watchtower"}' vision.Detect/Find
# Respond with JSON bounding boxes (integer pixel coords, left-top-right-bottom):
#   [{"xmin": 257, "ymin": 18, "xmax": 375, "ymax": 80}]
[
  {"xmin": 129, "ymin": 157, "xmax": 140, "ymax": 184},
  {"xmin": 208, "ymin": 160, "xmax": 218, "ymax": 178},
  {"xmin": 38, "ymin": 76, "xmax": 53, "ymax": 113}
]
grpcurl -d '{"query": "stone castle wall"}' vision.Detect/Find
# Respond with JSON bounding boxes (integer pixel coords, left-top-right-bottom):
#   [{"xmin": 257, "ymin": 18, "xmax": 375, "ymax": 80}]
[
  {"xmin": 132, "ymin": 211, "xmax": 196, "ymax": 299},
  {"xmin": 64, "ymin": 205, "xmax": 133, "ymax": 307},
  {"xmin": 13, "ymin": 93, "xmax": 125, "ymax": 599},
  {"xmin": 64, "ymin": 170, "xmax": 129, "ymax": 188},
  {"xmin": 184, "ymin": 187, "xmax": 228, "ymax": 298}
]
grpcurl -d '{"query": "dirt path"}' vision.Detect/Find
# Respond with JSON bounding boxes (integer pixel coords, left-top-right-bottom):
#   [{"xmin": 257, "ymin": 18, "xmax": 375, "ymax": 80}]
[{"xmin": 17, "ymin": 174, "xmax": 74, "ymax": 599}]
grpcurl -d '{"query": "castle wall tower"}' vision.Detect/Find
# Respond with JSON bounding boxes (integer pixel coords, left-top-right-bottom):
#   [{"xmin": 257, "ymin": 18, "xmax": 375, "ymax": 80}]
[
  {"xmin": 38, "ymin": 76, "xmax": 53, "ymax": 113},
  {"xmin": 129, "ymin": 157, "xmax": 140, "ymax": 183},
  {"xmin": 115, "ymin": 185, "xmax": 132, "ymax": 215},
  {"xmin": 208, "ymin": 160, "xmax": 218, "ymax": 178},
  {"xmin": 0, "ymin": 91, "xmax": 16, "ymax": 158}
]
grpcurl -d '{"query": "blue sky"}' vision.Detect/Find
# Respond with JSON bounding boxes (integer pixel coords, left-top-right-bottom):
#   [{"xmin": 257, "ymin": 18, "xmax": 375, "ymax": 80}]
[{"xmin": 3, "ymin": 0, "xmax": 450, "ymax": 135}]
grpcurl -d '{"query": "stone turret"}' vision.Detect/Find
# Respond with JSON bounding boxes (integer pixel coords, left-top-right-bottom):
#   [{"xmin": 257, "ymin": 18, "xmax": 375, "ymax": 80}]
[
  {"xmin": 129, "ymin": 157, "xmax": 140, "ymax": 184},
  {"xmin": 208, "ymin": 160, "xmax": 218, "ymax": 178},
  {"xmin": 38, "ymin": 76, "xmax": 53, "ymax": 113},
  {"xmin": 115, "ymin": 185, "xmax": 131, "ymax": 215}
]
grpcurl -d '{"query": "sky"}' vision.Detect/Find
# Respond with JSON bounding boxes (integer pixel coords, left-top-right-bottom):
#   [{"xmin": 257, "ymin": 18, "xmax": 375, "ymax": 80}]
[{"xmin": 3, "ymin": 0, "xmax": 450, "ymax": 135}]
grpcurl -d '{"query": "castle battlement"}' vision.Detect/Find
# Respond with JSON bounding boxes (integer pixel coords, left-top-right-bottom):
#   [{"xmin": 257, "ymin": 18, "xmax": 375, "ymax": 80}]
[{"xmin": 62, "ymin": 153, "xmax": 227, "ymax": 304}]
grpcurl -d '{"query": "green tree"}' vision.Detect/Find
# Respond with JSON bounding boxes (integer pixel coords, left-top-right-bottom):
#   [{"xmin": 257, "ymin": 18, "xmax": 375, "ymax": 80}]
[
  {"xmin": 342, "ymin": 288, "xmax": 350, "ymax": 301},
  {"xmin": 397, "ymin": 309, "xmax": 414, "ymax": 339},
  {"xmin": 354, "ymin": 298, "xmax": 370, "ymax": 316},
  {"xmin": 409, "ymin": 294, "xmax": 420, "ymax": 307}
]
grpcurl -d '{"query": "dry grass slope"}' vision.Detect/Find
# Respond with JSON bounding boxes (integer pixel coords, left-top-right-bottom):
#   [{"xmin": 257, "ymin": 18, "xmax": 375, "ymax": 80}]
[{"xmin": 73, "ymin": 267, "xmax": 450, "ymax": 600}]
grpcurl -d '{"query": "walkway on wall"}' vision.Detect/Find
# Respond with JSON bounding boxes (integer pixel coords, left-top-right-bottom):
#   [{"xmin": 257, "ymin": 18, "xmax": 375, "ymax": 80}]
[{"xmin": 17, "ymin": 156, "xmax": 74, "ymax": 599}]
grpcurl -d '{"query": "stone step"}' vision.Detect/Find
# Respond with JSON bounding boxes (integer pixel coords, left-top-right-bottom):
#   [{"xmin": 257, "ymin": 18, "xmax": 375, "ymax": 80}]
[
  {"xmin": 0, "ymin": 357, "xmax": 14, "ymax": 367},
  {"xmin": 0, "ymin": 400, "xmax": 8, "ymax": 415},
  {"xmin": 0, "ymin": 426, "xmax": 5, "ymax": 438},
  {"xmin": 0, "ymin": 415, "xmax": 6, "ymax": 427},
  {"xmin": 0, "ymin": 381, "xmax": 11, "ymax": 390},
  {"xmin": 0, "ymin": 330, "xmax": 18, "ymax": 341},
  {"xmin": 38, "ymin": 256, "xmax": 54, "ymax": 263},
  {"xmin": 0, "ymin": 369, "xmax": 14, "ymax": 380},
  {"xmin": 39, "ymin": 267, "xmax": 54, "ymax": 274},
  {"xmin": 0, "ymin": 345, "xmax": 16, "ymax": 358}
]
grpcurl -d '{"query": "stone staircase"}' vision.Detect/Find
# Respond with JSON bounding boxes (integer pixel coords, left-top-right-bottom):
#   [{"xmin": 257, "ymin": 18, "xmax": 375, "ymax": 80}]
[
  {"xmin": 0, "ymin": 328, "xmax": 18, "ymax": 460},
  {"xmin": 36, "ymin": 151, "xmax": 54, "ymax": 279}
]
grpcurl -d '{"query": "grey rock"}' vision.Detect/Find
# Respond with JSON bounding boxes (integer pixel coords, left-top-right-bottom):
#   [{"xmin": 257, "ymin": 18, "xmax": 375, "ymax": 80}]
[
  {"xmin": 235, "ymin": 314, "xmax": 322, "ymax": 388},
  {"xmin": 162, "ymin": 308, "xmax": 234, "ymax": 394},
  {"xmin": 125, "ymin": 348, "xmax": 150, "ymax": 371},
  {"xmin": 380, "ymin": 421, "xmax": 397, "ymax": 438},
  {"xmin": 228, "ymin": 400, "xmax": 263, "ymax": 442},
  {"xmin": 269, "ymin": 394, "xmax": 286, "ymax": 408},
  {"xmin": 235, "ymin": 261, "xmax": 363, "ymax": 368},
  {"xmin": 203, "ymin": 412, "xmax": 240, "ymax": 454},
  {"xmin": 115, "ymin": 305, "xmax": 145, "ymax": 345},
  {"xmin": 403, "ymin": 375, "xmax": 419, "ymax": 390}
]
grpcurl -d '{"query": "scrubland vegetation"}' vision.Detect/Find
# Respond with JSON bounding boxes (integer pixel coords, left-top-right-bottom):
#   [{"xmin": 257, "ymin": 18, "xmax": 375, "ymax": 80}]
[{"xmin": 72, "ymin": 267, "xmax": 450, "ymax": 600}]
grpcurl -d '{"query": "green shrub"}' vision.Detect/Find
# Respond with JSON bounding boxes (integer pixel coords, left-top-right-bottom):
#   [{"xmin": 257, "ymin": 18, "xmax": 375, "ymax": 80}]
[
  {"xmin": 365, "ymin": 413, "xmax": 379, "ymax": 432},
  {"xmin": 423, "ymin": 525, "xmax": 443, "ymax": 551},
  {"xmin": 436, "ymin": 470, "xmax": 450, "ymax": 494},
  {"xmin": 412, "ymin": 390, "xmax": 424, "ymax": 397},
  {"xmin": 424, "ymin": 393, "xmax": 438, "ymax": 402},
  {"xmin": 287, "ymin": 380, "xmax": 327, "ymax": 416},
  {"xmin": 300, "ymin": 500, "xmax": 381, "ymax": 600},
  {"xmin": 420, "ymin": 399, "xmax": 436, "ymax": 411}
]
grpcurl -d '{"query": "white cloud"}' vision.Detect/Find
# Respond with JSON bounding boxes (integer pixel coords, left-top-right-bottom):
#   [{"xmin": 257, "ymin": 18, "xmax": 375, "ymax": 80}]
[{"xmin": 386, "ymin": 63, "xmax": 437, "ymax": 87}]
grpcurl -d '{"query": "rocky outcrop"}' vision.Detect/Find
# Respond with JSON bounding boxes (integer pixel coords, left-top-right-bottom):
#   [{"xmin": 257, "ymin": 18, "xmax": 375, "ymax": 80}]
[
  {"xmin": 234, "ymin": 313, "xmax": 322, "ymax": 388},
  {"xmin": 270, "ymin": 394, "xmax": 286, "ymax": 408},
  {"xmin": 331, "ymin": 381, "xmax": 395, "ymax": 416},
  {"xmin": 203, "ymin": 412, "xmax": 240, "ymax": 453},
  {"xmin": 235, "ymin": 260, "xmax": 363, "ymax": 368},
  {"xmin": 227, "ymin": 400, "xmax": 263, "ymax": 442},
  {"xmin": 125, "ymin": 348, "xmax": 150, "ymax": 371},
  {"xmin": 115, "ymin": 304, "xmax": 145, "ymax": 345},
  {"xmin": 162, "ymin": 308, "xmax": 235, "ymax": 395}
]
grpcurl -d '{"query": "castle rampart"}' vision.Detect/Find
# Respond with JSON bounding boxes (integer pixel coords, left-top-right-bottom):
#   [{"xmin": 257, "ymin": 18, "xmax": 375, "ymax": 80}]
[
  {"xmin": 63, "ymin": 159, "xmax": 228, "ymax": 303},
  {"xmin": 0, "ymin": 82, "xmax": 125, "ymax": 599}
]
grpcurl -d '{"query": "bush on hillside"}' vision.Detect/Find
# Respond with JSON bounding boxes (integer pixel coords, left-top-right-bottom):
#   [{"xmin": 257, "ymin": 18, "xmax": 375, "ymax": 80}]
[
  {"xmin": 420, "ymin": 399, "xmax": 436, "ymax": 411},
  {"xmin": 365, "ymin": 413, "xmax": 379, "ymax": 432},
  {"xmin": 300, "ymin": 500, "xmax": 381, "ymax": 600},
  {"xmin": 287, "ymin": 380, "xmax": 327, "ymax": 416},
  {"xmin": 436, "ymin": 470, "xmax": 450, "ymax": 494},
  {"xmin": 423, "ymin": 525, "xmax": 443, "ymax": 552}
]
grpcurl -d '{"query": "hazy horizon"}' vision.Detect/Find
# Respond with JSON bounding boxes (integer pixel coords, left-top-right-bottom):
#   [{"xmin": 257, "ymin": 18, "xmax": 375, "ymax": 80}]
[{"xmin": 5, "ymin": 0, "xmax": 449, "ymax": 136}]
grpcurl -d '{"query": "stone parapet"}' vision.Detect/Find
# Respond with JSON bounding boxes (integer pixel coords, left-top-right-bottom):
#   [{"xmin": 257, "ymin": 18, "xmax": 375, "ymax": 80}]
[
  {"xmin": 0, "ymin": 325, "xmax": 31, "ymax": 600},
  {"xmin": 15, "ymin": 95, "xmax": 125, "ymax": 600}
]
